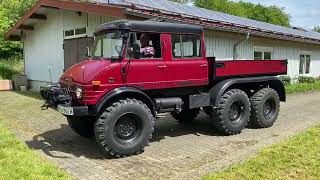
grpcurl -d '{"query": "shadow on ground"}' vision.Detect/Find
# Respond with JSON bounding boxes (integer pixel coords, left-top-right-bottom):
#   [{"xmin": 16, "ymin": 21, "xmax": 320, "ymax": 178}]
[{"xmin": 25, "ymin": 113, "xmax": 222, "ymax": 159}]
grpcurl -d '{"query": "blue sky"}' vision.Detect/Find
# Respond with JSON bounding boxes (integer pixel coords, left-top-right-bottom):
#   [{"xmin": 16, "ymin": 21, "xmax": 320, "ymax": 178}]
[{"xmin": 232, "ymin": 0, "xmax": 319, "ymax": 29}]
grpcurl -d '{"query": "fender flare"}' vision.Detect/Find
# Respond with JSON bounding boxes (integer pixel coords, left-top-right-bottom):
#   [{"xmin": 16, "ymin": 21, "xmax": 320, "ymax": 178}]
[
  {"xmin": 93, "ymin": 86, "xmax": 156, "ymax": 116},
  {"xmin": 210, "ymin": 76, "xmax": 286, "ymax": 106}
]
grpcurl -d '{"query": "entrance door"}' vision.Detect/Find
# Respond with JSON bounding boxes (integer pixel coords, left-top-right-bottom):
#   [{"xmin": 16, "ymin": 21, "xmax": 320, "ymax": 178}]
[
  {"xmin": 124, "ymin": 33, "xmax": 168, "ymax": 90},
  {"xmin": 63, "ymin": 37, "xmax": 94, "ymax": 71},
  {"xmin": 167, "ymin": 34, "xmax": 208, "ymax": 87}
]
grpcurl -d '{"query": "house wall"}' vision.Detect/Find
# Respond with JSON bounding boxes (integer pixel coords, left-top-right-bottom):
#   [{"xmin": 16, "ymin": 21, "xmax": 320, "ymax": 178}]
[
  {"xmin": 24, "ymin": 9, "xmax": 64, "ymax": 83},
  {"xmin": 24, "ymin": 10, "xmax": 320, "ymax": 90},
  {"xmin": 205, "ymin": 30, "xmax": 320, "ymax": 80},
  {"xmin": 23, "ymin": 9, "xmax": 119, "ymax": 90}
]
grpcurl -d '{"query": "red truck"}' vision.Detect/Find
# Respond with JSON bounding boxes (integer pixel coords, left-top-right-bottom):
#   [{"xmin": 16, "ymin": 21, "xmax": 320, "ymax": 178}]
[{"xmin": 41, "ymin": 20, "xmax": 287, "ymax": 158}]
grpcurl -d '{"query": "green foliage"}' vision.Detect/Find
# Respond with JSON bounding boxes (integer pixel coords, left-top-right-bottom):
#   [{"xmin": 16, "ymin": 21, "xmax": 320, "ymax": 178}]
[
  {"xmin": 298, "ymin": 76, "xmax": 316, "ymax": 84},
  {"xmin": 286, "ymin": 81, "xmax": 320, "ymax": 94},
  {"xmin": 0, "ymin": 0, "xmax": 36, "ymax": 58},
  {"xmin": 204, "ymin": 124, "xmax": 320, "ymax": 179},
  {"xmin": 279, "ymin": 75, "xmax": 291, "ymax": 86},
  {"xmin": 193, "ymin": 0, "xmax": 291, "ymax": 27},
  {"xmin": 0, "ymin": 58, "xmax": 23, "ymax": 80},
  {"xmin": 313, "ymin": 26, "xmax": 320, "ymax": 33},
  {"xmin": 0, "ymin": 115, "xmax": 71, "ymax": 179}
]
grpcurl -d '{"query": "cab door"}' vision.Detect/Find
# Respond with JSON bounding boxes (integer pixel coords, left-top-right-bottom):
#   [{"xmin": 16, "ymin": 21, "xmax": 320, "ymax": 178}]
[
  {"xmin": 123, "ymin": 33, "xmax": 169, "ymax": 90},
  {"xmin": 166, "ymin": 34, "xmax": 208, "ymax": 88}
]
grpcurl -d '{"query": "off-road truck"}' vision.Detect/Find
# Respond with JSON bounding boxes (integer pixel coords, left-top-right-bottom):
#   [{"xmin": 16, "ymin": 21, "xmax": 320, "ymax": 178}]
[{"xmin": 41, "ymin": 20, "xmax": 287, "ymax": 158}]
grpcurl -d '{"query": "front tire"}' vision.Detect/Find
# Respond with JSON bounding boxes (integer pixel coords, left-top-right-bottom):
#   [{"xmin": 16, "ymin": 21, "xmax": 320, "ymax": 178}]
[
  {"xmin": 94, "ymin": 98, "xmax": 154, "ymax": 158},
  {"xmin": 213, "ymin": 89, "xmax": 251, "ymax": 135},
  {"xmin": 67, "ymin": 117, "xmax": 94, "ymax": 138},
  {"xmin": 250, "ymin": 88, "xmax": 280, "ymax": 128}
]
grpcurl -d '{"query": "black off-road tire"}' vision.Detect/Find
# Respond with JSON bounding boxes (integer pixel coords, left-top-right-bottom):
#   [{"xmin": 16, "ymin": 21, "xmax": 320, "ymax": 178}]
[
  {"xmin": 171, "ymin": 108, "xmax": 200, "ymax": 123},
  {"xmin": 250, "ymin": 88, "xmax": 280, "ymax": 128},
  {"xmin": 94, "ymin": 98, "xmax": 155, "ymax": 158},
  {"xmin": 67, "ymin": 117, "xmax": 95, "ymax": 138},
  {"xmin": 213, "ymin": 89, "xmax": 251, "ymax": 135}
]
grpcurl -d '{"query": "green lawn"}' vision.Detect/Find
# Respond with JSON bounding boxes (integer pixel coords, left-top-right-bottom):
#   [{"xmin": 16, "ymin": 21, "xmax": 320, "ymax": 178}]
[
  {"xmin": 204, "ymin": 125, "xmax": 320, "ymax": 180},
  {"xmin": 285, "ymin": 81, "xmax": 320, "ymax": 94},
  {"xmin": 0, "ymin": 116, "xmax": 72, "ymax": 180}
]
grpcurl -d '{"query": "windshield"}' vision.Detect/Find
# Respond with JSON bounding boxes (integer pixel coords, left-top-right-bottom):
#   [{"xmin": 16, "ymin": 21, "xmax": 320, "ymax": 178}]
[{"xmin": 91, "ymin": 31, "xmax": 126, "ymax": 59}]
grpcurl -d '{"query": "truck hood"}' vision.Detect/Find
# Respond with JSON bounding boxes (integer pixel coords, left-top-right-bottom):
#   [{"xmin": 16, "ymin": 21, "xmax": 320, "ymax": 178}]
[{"xmin": 61, "ymin": 60, "xmax": 111, "ymax": 84}]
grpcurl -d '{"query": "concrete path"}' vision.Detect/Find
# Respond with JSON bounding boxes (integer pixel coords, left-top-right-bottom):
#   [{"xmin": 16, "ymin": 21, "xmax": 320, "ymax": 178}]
[{"xmin": 0, "ymin": 91, "xmax": 319, "ymax": 180}]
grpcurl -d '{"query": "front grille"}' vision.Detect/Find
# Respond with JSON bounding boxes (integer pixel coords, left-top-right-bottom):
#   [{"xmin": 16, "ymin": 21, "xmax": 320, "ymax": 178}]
[{"xmin": 59, "ymin": 83, "xmax": 82, "ymax": 105}]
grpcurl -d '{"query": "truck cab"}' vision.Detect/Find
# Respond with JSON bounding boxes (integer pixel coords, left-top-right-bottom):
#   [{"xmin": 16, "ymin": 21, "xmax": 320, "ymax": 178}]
[{"xmin": 41, "ymin": 20, "xmax": 287, "ymax": 158}]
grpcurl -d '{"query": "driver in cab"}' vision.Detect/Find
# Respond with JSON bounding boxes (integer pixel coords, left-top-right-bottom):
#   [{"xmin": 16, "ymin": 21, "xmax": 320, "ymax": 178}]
[{"xmin": 140, "ymin": 34, "xmax": 155, "ymax": 58}]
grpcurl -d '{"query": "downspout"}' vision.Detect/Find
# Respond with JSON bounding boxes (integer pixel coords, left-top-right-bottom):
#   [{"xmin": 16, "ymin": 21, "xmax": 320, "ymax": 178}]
[{"xmin": 233, "ymin": 32, "xmax": 250, "ymax": 60}]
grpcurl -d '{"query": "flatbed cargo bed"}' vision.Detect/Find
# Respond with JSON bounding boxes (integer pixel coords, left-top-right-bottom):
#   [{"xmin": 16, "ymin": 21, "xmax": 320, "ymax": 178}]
[{"xmin": 213, "ymin": 60, "xmax": 287, "ymax": 78}]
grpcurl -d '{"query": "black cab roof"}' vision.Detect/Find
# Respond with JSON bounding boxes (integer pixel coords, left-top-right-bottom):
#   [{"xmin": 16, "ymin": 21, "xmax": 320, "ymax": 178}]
[{"xmin": 94, "ymin": 20, "xmax": 203, "ymax": 36}]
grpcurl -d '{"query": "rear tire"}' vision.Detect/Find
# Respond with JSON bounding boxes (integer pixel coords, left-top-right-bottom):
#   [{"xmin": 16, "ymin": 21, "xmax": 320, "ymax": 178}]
[
  {"xmin": 67, "ymin": 117, "xmax": 94, "ymax": 138},
  {"xmin": 250, "ymin": 88, "xmax": 280, "ymax": 128},
  {"xmin": 171, "ymin": 108, "xmax": 200, "ymax": 123},
  {"xmin": 213, "ymin": 89, "xmax": 251, "ymax": 135},
  {"xmin": 94, "ymin": 98, "xmax": 154, "ymax": 158}
]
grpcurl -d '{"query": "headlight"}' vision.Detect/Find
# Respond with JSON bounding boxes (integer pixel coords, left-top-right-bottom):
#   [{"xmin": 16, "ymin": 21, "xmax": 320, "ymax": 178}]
[{"xmin": 75, "ymin": 87, "xmax": 83, "ymax": 99}]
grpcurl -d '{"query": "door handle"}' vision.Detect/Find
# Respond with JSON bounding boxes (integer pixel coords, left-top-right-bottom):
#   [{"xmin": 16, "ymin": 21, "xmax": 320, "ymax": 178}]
[
  {"xmin": 157, "ymin": 65, "xmax": 167, "ymax": 69},
  {"xmin": 199, "ymin": 64, "xmax": 207, "ymax": 68}
]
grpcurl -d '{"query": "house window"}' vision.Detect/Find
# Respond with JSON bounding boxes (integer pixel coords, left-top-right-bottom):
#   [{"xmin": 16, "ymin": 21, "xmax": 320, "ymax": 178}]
[
  {"xmin": 64, "ymin": 27, "xmax": 87, "ymax": 39},
  {"xmin": 299, "ymin": 54, "xmax": 311, "ymax": 74},
  {"xmin": 254, "ymin": 46, "xmax": 273, "ymax": 60},
  {"xmin": 172, "ymin": 34, "xmax": 202, "ymax": 59}
]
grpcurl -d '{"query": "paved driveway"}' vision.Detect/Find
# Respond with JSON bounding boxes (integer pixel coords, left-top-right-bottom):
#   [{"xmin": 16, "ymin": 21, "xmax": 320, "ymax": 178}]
[{"xmin": 0, "ymin": 91, "xmax": 320, "ymax": 180}]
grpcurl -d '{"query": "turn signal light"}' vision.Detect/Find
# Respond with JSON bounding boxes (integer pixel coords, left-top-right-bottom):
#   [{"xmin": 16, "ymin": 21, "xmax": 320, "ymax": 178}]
[{"xmin": 92, "ymin": 81, "xmax": 101, "ymax": 86}]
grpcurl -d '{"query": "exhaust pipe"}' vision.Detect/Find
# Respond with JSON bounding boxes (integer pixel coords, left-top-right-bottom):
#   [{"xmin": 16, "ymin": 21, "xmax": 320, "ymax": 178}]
[{"xmin": 155, "ymin": 97, "xmax": 183, "ymax": 113}]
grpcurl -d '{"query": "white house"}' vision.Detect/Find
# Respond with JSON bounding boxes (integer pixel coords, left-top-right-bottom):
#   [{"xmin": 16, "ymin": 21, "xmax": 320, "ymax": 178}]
[{"xmin": 5, "ymin": 0, "xmax": 320, "ymax": 90}]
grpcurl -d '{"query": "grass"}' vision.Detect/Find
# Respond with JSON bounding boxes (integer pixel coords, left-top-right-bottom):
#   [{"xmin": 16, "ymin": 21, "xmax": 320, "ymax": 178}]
[
  {"xmin": 0, "ymin": 115, "xmax": 72, "ymax": 180},
  {"xmin": 285, "ymin": 81, "xmax": 320, "ymax": 94},
  {"xmin": 0, "ymin": 58, "xmax": 24, "ymax": 80},
  {"xmin": 204, "ymin": 125, "xmax": 320, "ymax": 180}
]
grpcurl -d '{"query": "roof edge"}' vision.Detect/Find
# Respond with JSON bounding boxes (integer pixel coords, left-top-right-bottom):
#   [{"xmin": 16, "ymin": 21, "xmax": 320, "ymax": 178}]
[{"xmin": 5, "ymin": 0, "xmax": 127, "ymax": 41}]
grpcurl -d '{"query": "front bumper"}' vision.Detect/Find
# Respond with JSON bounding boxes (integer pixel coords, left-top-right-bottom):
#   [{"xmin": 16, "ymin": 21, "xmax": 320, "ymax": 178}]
[{"xmin": 40, "ymin": 84, "xmax": 89, "ymax": 116}]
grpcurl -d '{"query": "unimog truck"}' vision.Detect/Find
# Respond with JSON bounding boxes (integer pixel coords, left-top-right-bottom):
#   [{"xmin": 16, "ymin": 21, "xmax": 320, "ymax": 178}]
[{"xmin": 41, "ymin": 20, "xmax": 287, "ymax": 157}]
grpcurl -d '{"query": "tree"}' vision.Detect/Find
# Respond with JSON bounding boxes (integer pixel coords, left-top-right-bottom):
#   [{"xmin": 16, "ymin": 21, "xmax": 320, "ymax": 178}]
[
  {"xmin": 313, "ymin": 26, "xmax": 320, "ymax": 33},
  {"xmin": 193, "ymin": 0, "xmax": 291, "ymax": 27},
  {"xmin": 0, "ymin": 0, "xmax": 36, "ymax": 59}
]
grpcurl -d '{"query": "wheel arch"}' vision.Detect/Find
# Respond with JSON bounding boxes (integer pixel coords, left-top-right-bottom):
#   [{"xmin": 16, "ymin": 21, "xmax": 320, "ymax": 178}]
[
  {"xmin": 94, "ymin": 87, "xmax": 156, "ymax": 117},
  {"xmin": 210, "ymin": 76, "xmax": 286, "ymax": 106}
]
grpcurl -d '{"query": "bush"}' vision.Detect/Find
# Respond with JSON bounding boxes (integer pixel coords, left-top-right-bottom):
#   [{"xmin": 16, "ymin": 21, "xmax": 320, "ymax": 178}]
[
  {"xmin": 298, "ymin": 76, "xmax": 316, "ymax": 84},
  {"xmin": 0, "ymin": 58, "xmax": 23, "ymax": 80},
  {"xmin": 279, "ymin": 76, "xmax": 291, "ymax": 85}
]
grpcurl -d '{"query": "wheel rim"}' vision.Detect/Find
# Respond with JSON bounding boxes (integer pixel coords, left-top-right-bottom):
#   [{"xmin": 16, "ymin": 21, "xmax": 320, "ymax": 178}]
[
  {"xmin": 263, "ymin": 98, "xmax": 276, "ymax": 119},
  {"xmin": 229, "ymin": 101, "xmax": 244, "ymax": 123},
  {"xmin": 114, "ymin": 113, "xmax": 142, "ymax": 144}
]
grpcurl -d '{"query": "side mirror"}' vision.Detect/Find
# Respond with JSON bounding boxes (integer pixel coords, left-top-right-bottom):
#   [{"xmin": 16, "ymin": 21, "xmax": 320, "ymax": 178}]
[{"xmin": 128, "ymin": 43, "xmax": 140, "ymax": 59}]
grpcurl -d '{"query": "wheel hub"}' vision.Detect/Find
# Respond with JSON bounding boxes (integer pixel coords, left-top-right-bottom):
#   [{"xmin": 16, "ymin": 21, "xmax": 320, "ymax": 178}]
[
  {"xmin": 263, "ymin": 99, "xmax": 276, "ymax": 119},
  {"xmin": 115, "ymin": 115, "xmax": 138, "ymax": 140},
  {"xmin": 229, "ymin": 102, "xmax": 244, "ymax": 122}
]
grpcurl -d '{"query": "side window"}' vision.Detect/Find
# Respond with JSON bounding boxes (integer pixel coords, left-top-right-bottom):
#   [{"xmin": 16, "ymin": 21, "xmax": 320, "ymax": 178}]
[
  {"xmin": 299, "ymin": 54, "xmax": 311, "ymax": 74},
  {"xmin": 172, "ymin": 34, "xmax": 202, "ymax": 59},
  {"xmin": 127, "ymin": 32, "xmax": 162, "ymax": 59},
  {"xmin": 254, "ymin": 46, "xmax": 273, "ymax": 60},
  {"xmin": 182, "ymin": 35, "xmax": 201, "ymax": 58},
  {"xmin": 172, "ymin": 34, "xmax": 182, "ymax": 58}
]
